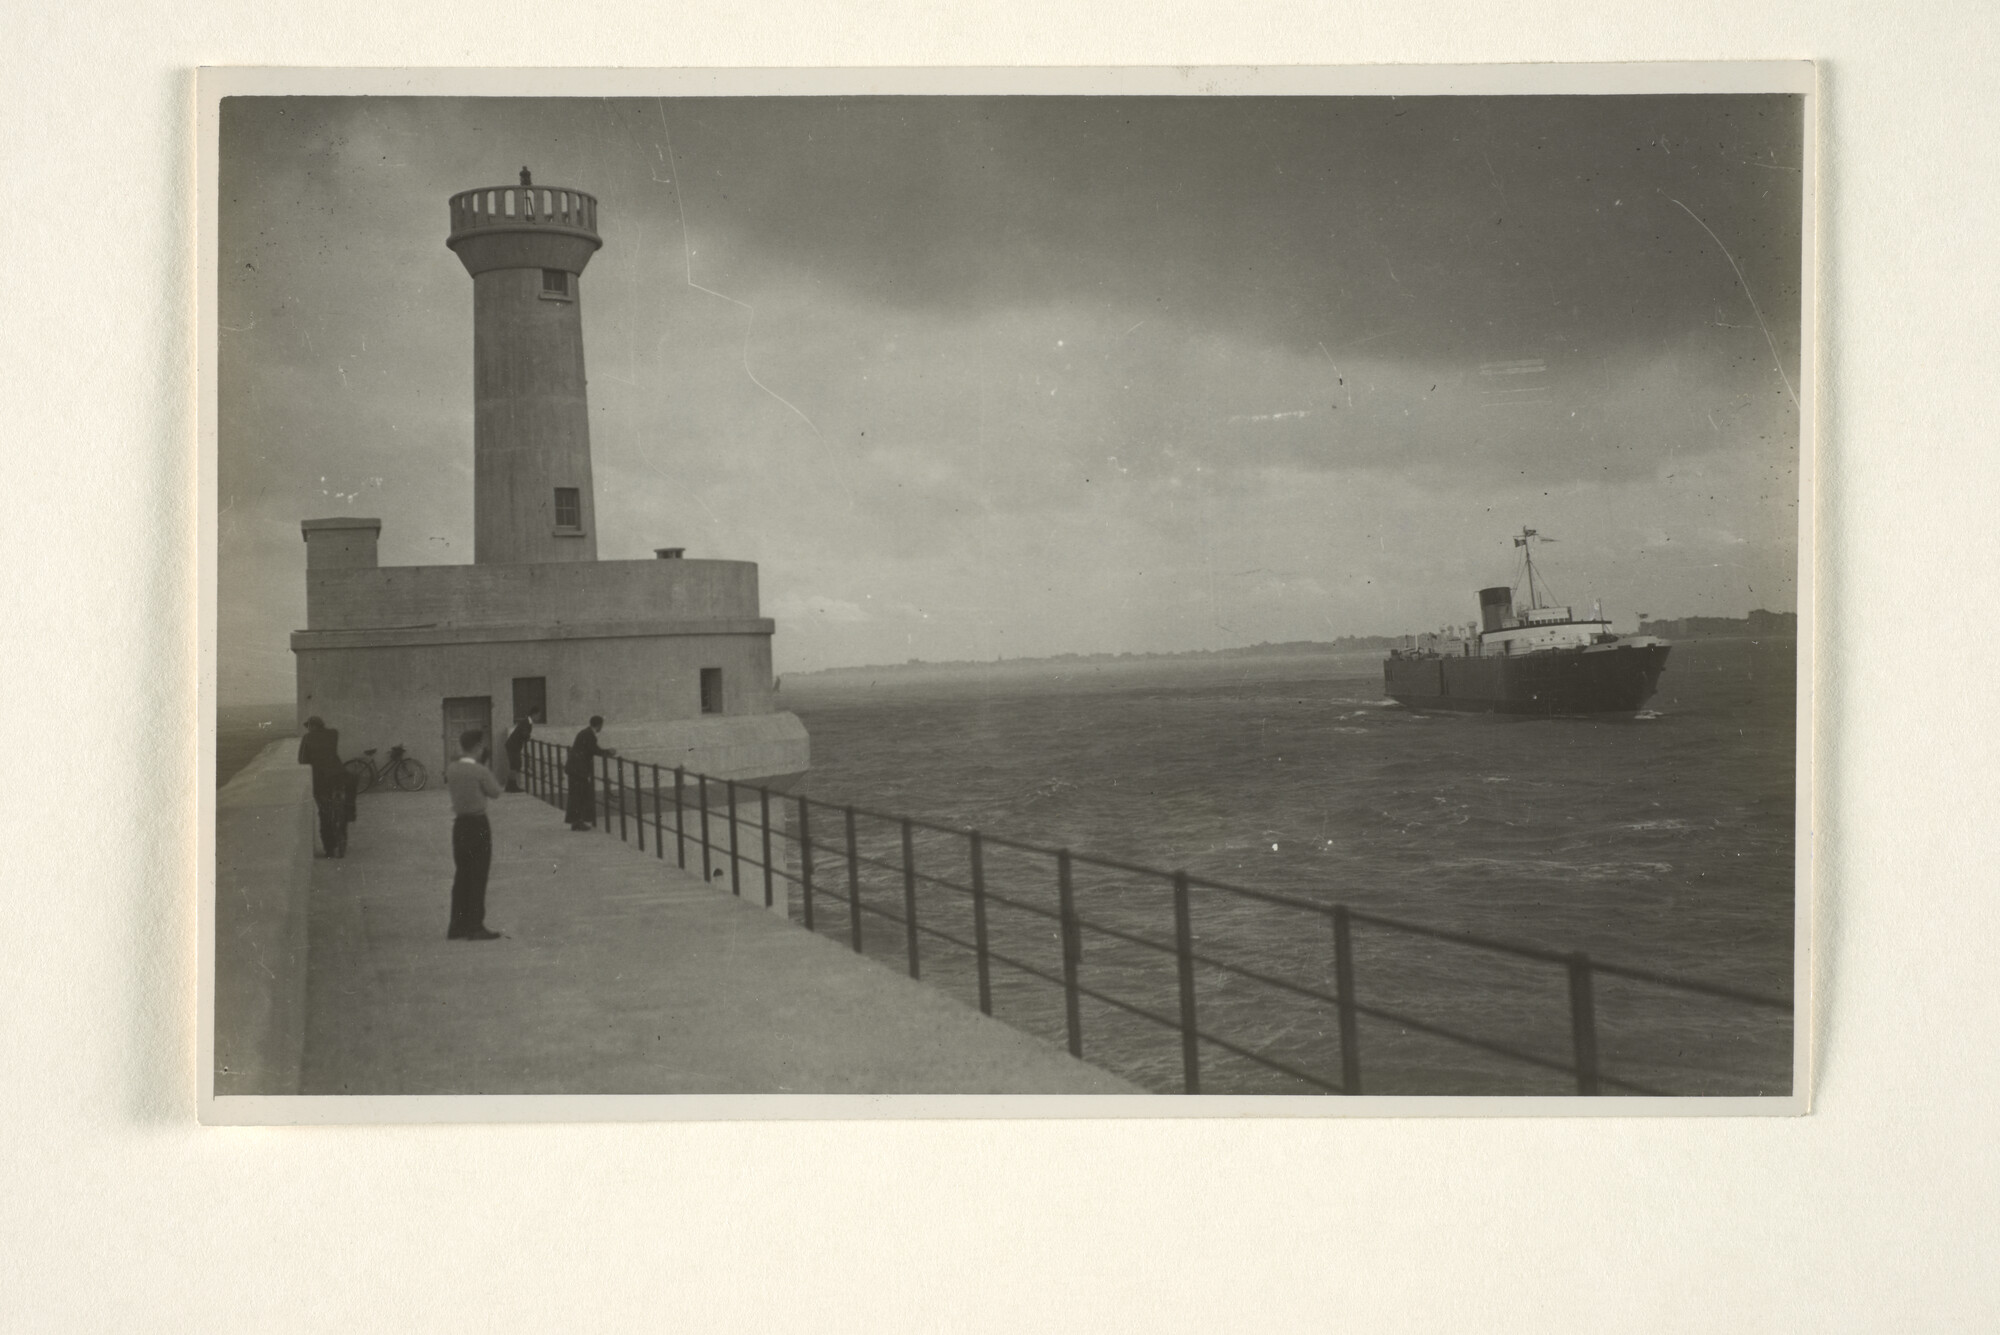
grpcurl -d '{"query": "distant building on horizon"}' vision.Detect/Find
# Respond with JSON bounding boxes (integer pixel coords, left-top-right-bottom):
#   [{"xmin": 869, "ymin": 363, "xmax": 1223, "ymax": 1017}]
[
  {"xmin": 290, "ymin": 170, "xmax": 808, "ymax": 788},
  {"xmin": 1636, "ymin": 609, "xmax": 1798, "ymax": 640}
]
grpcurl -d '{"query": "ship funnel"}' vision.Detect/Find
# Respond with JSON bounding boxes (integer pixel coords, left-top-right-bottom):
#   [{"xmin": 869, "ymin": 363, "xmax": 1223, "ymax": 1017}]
[{"xmin": 1478, "ymin": 586, "xmax": 1514, "ymax": 633}]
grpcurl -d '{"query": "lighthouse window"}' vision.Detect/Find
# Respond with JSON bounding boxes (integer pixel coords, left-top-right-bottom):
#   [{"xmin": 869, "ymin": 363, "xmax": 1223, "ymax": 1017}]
[
  {"xmin": 553, "ymin": 488, "xmax": 582, "ymax": 530},
  {"xmin": 541, "ymin": 269, "xmax": 570, "ymax": 296},
  {"xmin": 700, "ymin": 668, "xmax": 724, "ymax": 715}
]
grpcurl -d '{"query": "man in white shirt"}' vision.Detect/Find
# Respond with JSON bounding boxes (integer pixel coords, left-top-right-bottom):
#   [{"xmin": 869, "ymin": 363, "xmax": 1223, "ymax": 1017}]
[{"xmin": 445, "ymin": 728, "xmax": 505, "ymax": 941}]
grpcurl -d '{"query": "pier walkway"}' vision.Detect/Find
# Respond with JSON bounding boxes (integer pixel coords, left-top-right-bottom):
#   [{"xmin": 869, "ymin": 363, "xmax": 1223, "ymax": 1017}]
[{"xmin": 299, "ymin": 785, "xmax": 1136, "ymax": 1095}]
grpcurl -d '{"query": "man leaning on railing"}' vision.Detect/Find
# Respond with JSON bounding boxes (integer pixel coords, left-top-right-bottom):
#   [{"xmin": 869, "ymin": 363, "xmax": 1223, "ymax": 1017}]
[{"xmin": 563, "ymin": 715, "xmax": 617, "ymax": 831}]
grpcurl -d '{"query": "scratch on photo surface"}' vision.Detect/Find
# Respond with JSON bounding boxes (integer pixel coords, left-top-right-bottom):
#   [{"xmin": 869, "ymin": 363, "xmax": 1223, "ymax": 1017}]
[
  {"xmin": 631, "ymin": 450, "xmax": 725, "ymax": 530},
  {"xmin": 655, "ymin": 100, "xmax": 854, "ymax": 506},
  {"xmin": 1316, "ymin": 342, "xmax": 1354, "ymax": 408},
  {"xmin": 1664, "ymin": 194, "xmax": 1798, "ymax": 407},
  {"xmin": 1228, "ymin": 409, "xmax": 1313, "ymax": 425}
]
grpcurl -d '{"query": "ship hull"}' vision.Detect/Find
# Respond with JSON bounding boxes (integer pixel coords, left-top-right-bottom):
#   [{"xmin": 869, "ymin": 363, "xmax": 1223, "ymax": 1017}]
[{"xmin": 1383, "ymin": 642, "xmax": 1671, "ymax": 716}]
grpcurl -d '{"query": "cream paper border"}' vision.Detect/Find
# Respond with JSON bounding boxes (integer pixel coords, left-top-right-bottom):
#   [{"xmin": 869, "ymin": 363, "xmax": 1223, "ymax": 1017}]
[{"xmin": 196, "ymin": 62, "xmax": 1815, "ymax": 1124}]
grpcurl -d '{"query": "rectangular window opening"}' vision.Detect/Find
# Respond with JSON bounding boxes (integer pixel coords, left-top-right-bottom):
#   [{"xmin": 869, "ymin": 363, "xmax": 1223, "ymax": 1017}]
[
  {"xmin": 700, "ymin": 668, "xmax": 724, "ymax": 716},
  {"xmin": 553, "ymin": 487, "xmax": 582, "ymax": 530},
  {"xmin": 542, "ymin": 268, "xmax": 569, "ymax": 295},
  {"xmin": 511, "ymin": 676, "xmax": 547, "ymax": 725}
]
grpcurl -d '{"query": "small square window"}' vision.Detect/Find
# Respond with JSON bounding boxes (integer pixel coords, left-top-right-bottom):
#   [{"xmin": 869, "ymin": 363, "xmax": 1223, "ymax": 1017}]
[
  {"xmin": 553, "ymin": 488, "xmax": 581, "ymax": 529},
  {"xmin": 542, "ymin": 269, "xmax": 569, "ymax": 295}
]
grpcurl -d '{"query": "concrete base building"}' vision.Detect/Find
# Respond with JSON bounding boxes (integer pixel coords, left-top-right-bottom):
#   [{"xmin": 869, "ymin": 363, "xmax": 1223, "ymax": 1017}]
[{"xmin": 291, "ymin": 171, "xmax": 808, "ymax": 789}]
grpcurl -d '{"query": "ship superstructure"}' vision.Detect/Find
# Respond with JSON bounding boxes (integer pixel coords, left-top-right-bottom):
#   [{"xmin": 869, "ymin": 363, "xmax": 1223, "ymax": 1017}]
[{"xmin": 1382, "ymin": 529, "xmax": 1671, "ymax": 715}]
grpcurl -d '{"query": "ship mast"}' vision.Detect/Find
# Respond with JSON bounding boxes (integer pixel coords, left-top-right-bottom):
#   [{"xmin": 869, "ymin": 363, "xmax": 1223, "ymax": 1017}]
[{"xmin": 1518, "ymin": 526, "xmax": 1541, "ymax": 610}]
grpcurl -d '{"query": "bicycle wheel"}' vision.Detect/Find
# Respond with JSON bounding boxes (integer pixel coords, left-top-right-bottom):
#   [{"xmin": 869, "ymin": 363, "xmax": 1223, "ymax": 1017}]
[
  {"xmin": 344, "ymin": 757, "xmax": 375, "ymax": 794},
  {"xmin": 393, "ymin": 756, "xmax": 428, "ymax": 791}
]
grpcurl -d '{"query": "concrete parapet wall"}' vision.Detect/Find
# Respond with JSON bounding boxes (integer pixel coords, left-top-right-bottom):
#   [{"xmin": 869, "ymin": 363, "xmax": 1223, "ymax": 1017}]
[
  {"xmin": 213, "ymin": 739, "xmax": 315, "ymax": 1096},
  {"xmin": 296, "ymin": 631, "xmax": 781, "ymax": 774},
  {"xmin": 305, "ymin": 558, "xmax": 760, "ymax": 632}
]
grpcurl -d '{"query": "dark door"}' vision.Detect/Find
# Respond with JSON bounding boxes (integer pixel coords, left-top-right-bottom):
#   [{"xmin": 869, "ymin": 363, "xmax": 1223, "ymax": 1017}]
[{"xmin": 442, "ymin": 696, "xmax": 494, "ymax": 771}]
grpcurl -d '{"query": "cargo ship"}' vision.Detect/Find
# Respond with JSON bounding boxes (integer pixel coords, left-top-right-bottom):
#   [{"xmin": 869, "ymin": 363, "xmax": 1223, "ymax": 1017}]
[{"xmin": 1383, "ymin": 529, "xmax": 1671, "ymax": 716}]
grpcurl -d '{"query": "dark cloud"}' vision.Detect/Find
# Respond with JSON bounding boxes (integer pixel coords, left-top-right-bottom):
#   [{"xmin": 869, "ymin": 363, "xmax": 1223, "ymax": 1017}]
[
  {"xmin": 216, "ymin": 93, "xmax": 1803, "ymax": 699},
  {"xmin": 659, "ymin": 95, "xmax": 1803, "ymax": 363}
]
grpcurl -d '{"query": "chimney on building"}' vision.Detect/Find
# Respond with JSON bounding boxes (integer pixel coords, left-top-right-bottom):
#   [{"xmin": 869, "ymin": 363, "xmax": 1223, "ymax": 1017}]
[{"xmin": 301, "ymin": 517, "xmax": 382, "ymax": 569}]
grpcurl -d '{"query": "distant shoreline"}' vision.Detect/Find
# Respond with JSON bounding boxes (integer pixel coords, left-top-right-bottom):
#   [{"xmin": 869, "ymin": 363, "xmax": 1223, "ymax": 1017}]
[
  {"xmin": 790, "ymin": 615, "xmax": 1796, "ymax": 682},
  {"xmin": 215, "ymin": 703, "xmax": 296, "ymax": 789}
]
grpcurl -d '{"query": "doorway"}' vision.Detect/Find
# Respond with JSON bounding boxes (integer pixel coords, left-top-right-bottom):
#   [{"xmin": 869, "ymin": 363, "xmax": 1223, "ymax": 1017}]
[{"xmin": 442, "ymin": 696, "xmax": 494, "ymax": 771}]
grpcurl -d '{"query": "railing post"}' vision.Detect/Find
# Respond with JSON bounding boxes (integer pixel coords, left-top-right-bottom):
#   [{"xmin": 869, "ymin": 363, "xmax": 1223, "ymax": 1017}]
[
  {"xmin": 1171, "ymin": 871, "xmax": 1201, "ymax": 1095},
  {"xmin": 631, "ymin": 759, "xmax": 642, "ymax": 852},
  {"xmin": 698, "ymin": 773, "xmax": 712, "ymax": 885},
  {"xmin": 759, "ymin": 787, "xmax": 774, "ymax": 908},
  {"xmin": 673, "ymin": 767, "xmax": 685, "ymax": 868},
  {"xmin": 1056, "ymin": 850, "xmax": 1083, "ymax": 1059},
  {"xmin": 1567, "ymin": 952, "xmax": 1600, "ymax": 1096},
  {"xmin": 598, "ymin": 754, "xmax": 611, "ymax": 834},
  {"xmin": 845, "ymin": 806, "xmax": 863, "ymax": 953},
  {"xmin": 727, "ymin": 778, "xmax": 741, "ymax": 897},
  {"xmin": 798, "ymin": 797, "xmax": 816, "ymax": 930},
  {"xmin": 652, "ymin": 763, "xmax": 664, "ymax": 860},
  {"xmin": 615, "ymin": 756, "xmax": 627, "ymax": 839},
  {"xmin": 901, "ymin": 819, "xmax": 920, "ymax": 979},
  {"xmin": 969, "ymin": 831, "xmax": 992, "ymax": 1016},
  {"xmin": 1333, "ymin": 906, "xmax": 1362, "ymax": 1095}
]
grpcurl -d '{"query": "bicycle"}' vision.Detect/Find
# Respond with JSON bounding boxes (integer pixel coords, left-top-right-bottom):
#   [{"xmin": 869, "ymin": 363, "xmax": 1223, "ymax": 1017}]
[{"xmin": 345, "ymin": 744, "xmax": 429, "ymax": 793}]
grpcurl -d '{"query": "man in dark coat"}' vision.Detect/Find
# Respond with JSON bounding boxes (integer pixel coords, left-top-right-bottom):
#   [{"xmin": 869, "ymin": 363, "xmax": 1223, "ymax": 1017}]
[
  {"xmin": 503, "ymin": 714, "xmax": 534, "ymax": 792},
  {"xmin": 563, "ymin": 715, "xmax": 616, "ymax": 831},
  {"xmin": 296, "ymin": 716, "xmax": 347, "ymax": 857}
]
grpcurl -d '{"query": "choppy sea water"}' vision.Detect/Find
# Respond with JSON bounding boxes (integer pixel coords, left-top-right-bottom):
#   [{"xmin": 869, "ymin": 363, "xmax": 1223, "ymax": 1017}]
[{"xmin": 783, "ymin": 638, "xmax": 1797, "ymax": 1096}]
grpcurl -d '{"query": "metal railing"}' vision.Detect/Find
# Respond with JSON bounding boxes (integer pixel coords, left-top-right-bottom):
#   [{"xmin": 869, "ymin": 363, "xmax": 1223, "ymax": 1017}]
[
  {"xmin": 448, "ymin": 185, "xmax": 598, "ymax": 236},
  {"xmin": 519, "ymin": 738, "xmax": 1790, "ymax": 1096}
]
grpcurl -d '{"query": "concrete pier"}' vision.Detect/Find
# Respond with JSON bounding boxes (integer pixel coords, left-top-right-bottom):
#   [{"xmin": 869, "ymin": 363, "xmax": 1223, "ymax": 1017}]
[{"xmin": 297, "ymin": 784, "xmax": 1137, "ymax": 1095}]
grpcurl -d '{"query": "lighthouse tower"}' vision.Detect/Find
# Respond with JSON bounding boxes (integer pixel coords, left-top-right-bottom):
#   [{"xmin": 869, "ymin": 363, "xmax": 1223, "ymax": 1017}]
[
  {"xmin": 447, "ymin": 169, "xmax": 602, "ymax": 565},
  {"xmin": 293, "ymin": 168, "xmax": 809, "ymax": 806}
]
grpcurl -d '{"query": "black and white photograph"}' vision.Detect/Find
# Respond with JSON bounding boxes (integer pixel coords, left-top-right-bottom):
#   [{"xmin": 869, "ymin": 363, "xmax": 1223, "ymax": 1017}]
[{"xmin": 203, "ymin": 67, "xmax": 1811, "ymax": 1115}]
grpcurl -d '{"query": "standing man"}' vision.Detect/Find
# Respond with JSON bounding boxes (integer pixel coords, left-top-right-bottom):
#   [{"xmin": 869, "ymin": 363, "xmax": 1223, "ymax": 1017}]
[
  {"xmin": 503, "ymin": 713, "xmax": 534, "ymax": 793},
  {"xmin": 446, "ymin": 728, "xmax": 505, "ymax": 941},
  {"xmin": 296, "ymin": 716, "xmax": 347, "ymax": 858},
  {"xmin": 563, "ymin": 715, "xmax": 617, "ymax": 831}
]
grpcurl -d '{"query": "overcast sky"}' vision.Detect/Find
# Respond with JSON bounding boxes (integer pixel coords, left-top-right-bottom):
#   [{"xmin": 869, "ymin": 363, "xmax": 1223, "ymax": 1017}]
[{"xmin": 217, "ymin": 94, "xmax": 1802, "ymax": 702}]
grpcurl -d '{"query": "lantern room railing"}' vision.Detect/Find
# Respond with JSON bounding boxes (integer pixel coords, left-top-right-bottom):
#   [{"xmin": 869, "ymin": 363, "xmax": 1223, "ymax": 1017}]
[{"xmin": 448, "ymin": 185, "xmax": 598, "ymax": 240}]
